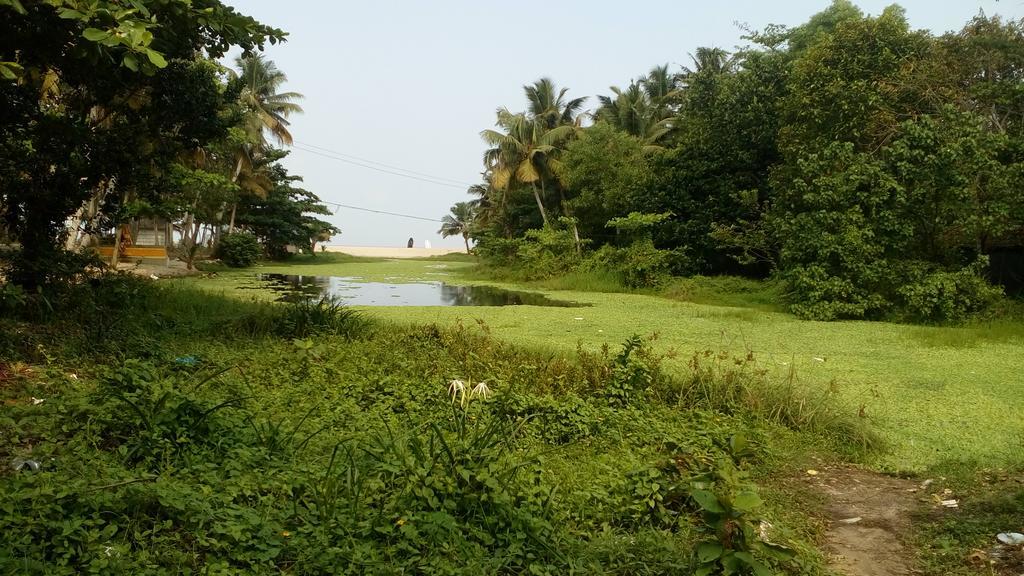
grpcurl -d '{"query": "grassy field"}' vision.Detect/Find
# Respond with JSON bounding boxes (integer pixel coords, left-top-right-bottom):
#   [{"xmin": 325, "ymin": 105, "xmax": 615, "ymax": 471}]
[
  {"xmin": 186, "ymin": 254, "xmax": 1024, "ymax": 473},
  {"xmin": 2, "ymin": 270, "xmax": 839, "ymax": 575}
]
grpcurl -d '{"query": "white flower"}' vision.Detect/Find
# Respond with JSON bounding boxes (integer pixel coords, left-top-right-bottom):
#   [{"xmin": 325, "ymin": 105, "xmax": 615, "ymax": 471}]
[
  {"xmin": 447, "ymin": 379, "xmax": 466, "ymax": 406},
  {"xmin": 470, "ymin": 381, "xmax": 492, "ymax": 400}
]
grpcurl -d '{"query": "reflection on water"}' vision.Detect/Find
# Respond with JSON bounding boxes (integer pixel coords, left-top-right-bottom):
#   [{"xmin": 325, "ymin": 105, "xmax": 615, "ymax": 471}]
[{"xmin": 252, "ymin": 274, "xmax": 587, "ymax": 307}]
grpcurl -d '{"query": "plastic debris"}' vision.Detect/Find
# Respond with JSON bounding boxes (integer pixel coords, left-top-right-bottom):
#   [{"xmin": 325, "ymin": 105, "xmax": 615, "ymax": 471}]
[
  {"xmin": 29, "ymin": 397, "xmax": 44, "ymax": 405},
  {"xmin": 573, "ymin": 317, "xmax": 584, "ymax": 321},
  {"xmin": 921, "ymin": 479, "xmax": 934, "ymax": 488},
  {"xmin": 173, "ymin": 355, "xmax": 199, "ymax": 366},
  {"xmin": 940, "ymin": 499, "xmax": 959, "ymax": 508},
  {"xmin": 149, "ymin": 274, "xmax": 159, "ymax": 280},
  {"xmin": 11, "ymin": 458, "xmax": 40, "ymax": 472},
  {"xmin": 813, "ymin": 357, "xmax": 825, "ymax": 362},
  {"xmin": 996, "ymin": 532, "xmax": 1024, "ymax": 545},
  {"xmin": 838, "ymin": 517, "xmax": 862, "ymax": 524},
  {"xmin": 806, "ymin": 469, "xmax": 819, "ymax": 476}
]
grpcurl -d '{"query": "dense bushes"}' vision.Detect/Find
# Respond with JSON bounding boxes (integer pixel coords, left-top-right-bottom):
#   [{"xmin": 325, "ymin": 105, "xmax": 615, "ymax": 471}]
[{"xmin": 217, "ymin": 232, "xmax": 262, "ymax": 267}]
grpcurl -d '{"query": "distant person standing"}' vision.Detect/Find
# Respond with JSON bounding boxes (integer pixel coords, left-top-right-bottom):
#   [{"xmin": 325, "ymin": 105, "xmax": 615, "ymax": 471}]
[
  {"xmin": 407, "ymin": 237, "xmax": 414, "ymax": 248},
  {"xmin": 424, "ymin": 240, "xmax": 431, "ymax": 249}
]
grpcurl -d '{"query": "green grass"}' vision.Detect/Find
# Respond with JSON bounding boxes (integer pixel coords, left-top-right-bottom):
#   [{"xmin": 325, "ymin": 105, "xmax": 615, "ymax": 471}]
[
  {"xmin": 1, "ymin": 273, "xmax": 844, "ymax": 575},
  {"xmin": 185, "ymin": 256, "xmax": 1024, "ymax": 474}
]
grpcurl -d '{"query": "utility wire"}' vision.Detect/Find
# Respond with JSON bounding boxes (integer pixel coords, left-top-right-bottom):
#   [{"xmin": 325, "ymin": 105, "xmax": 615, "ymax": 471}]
[
  {"xmin": 295, "ymin": 140, "xmax": 474, "ymax": 187},
  {"xmin": 322, "ymin": 200, "xmax": 441, "ymax": 222},
  {"xmin": 291, "ymin": 143, "xmax": 472, "ymax": 190}
]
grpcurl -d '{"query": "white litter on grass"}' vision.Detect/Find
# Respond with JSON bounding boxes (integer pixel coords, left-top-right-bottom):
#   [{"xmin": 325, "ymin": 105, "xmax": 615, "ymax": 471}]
[
  {"xmin": 29, "ymin": 397, "xmax": 44, "ymax": 405},
  {"xmin": 573, "ymin": 317, "xmax": 584, "ymax": 321},
  {"xmin": 940, "ymin": 499, "xmax": 959, "ymax": 508},
  {"xmin": 813, "ymin": 357, "xmax": 825, "ymax": 362},
  {"xmin": 838, "ymin": 517, "xmax": 862, "ymax": 524},
  {"xmin": 149, "ymin": 274, "xmax": 159, "ymax": 280},
  {"xmin": 996, "ymin": 532, "xmax": 1024, "ymax": 545}
]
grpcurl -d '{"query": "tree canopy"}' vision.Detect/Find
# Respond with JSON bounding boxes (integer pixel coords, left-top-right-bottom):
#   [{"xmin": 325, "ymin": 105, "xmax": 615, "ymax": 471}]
[{"xmin": 460, "ymin": 2, "xmax": 1024, "ymax": 321}]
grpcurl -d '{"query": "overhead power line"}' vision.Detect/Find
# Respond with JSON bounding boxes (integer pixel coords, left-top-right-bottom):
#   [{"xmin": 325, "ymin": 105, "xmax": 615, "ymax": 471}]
[
  {"xmin": 291, "ymin": 143, "xmax": 473, "ymax": 190},
  {"xmin": 295, "ymin": 140, "xmax": 473, "ymax": 187},
  {"xmin": 322, "ymin": 200, "xmax": 441, "ymax": 222}
]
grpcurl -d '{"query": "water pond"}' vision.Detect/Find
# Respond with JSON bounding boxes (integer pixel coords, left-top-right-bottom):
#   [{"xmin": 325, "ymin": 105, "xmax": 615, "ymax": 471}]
[{"xmin": 253, "ymin": 274, "xmax": 588, "ymax": 307}]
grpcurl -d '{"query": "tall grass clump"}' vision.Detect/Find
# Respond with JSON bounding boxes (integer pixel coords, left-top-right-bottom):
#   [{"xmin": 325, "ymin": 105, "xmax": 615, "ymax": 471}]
[{"xmin": 661, "ymin": 349, "xmax": 881, "ymax": 454}]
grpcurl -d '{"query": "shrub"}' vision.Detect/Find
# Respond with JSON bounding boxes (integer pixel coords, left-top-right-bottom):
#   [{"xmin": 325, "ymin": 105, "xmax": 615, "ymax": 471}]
[
  {"xmin": 472, "ymin": 236, "xmax": 523, "ymax": 269},
  {"xmin": 586, "ymin": 241, "xmax": 672, "ymax": 288},
  {"xmin": 217, "ymin": 232, "xmax": 261, "ymax": 267},
  {"xmin": 897, "ymin": 258, "xmax": 1003, "ymax": 322}
]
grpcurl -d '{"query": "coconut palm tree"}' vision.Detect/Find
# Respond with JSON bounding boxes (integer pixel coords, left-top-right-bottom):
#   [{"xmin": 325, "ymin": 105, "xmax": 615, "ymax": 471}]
[
  {"xmin": 225, "ymin": 55, "xmax": 303, "ymax": 233},
  {"xmin": 596, "ymin": 65, "xmax": 681, "ymax": 146},
  {"xmin": 682, "ymin": 47, "xmax": 736, "ymax": 78},
  {"xmin": 596, "ymin": 83, "xmax": 670, "ymax": 144},
  {"xmin": 439, "ymin": 201, "xmax": 476, "ymax": 253},
  {"xmin": 234, "ymin": 54, "xmax": 304, "ymax": 147},
  {"xmin": 481, "ymin": 109, "xmax": 575, "ymax": 226},
  {"xmin": 524, "ymin": 77, "xmax": 587, "ymax": 129}
]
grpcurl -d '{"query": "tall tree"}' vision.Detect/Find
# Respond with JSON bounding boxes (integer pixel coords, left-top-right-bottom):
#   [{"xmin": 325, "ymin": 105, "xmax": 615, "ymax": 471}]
[
  {"xmin": 524, "ymin": 77, "xmax": 587, "ymax": 129},
  {"xmin": 224, "ymin": 55, "xmax": 303, "ymax": 233},
  {"xmin": 439, "ymin": 202, "xmax": 476, "ymax": 253},
  {"xmin": 234, "ymin": 54, "xmax": 304, "ymax": 147},
  {"xmin": 481, "ymin": 109, "xmax": 574, "ymax": 227},
  {"xmin": 0, "ymin": 0, "xmax": 283, "ymax": 286},
  {"xmin": 596, "ymin": 65, "xmax": 681, "ymax": 146}
]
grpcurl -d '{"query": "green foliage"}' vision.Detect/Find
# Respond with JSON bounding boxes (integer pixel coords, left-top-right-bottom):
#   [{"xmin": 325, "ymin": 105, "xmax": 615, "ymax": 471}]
[
  {"xmin": 271, "ymin": 296, "xmax": 366, "ymax": 339},
  {"xmin": 235, "ymin": 161, "xmax": 339, "ymax": 259},
  {"xmin": 605, "ymin": 335, "xmax": 657, "ymax": 406},
  {"xmin": 0, "ymin": 278, "xmax": 864, "ymax": 574},
  {"xmin": 897, "ymin": 258, "xmax": 1004, "ymax": 322},
  {"xmin": 467, "ymin": 6, "xmax": 1024, "ymax": 323},
  {"xmin": 0, "ymin": 0, "xmax": 283, "ymax": 287},
  {"xmin": 773, "ymin": 109, "xmax": 1011, "ymax": 321},
  {"xmin": 217, "ymin": 231, "xmax": 262, "ymax": 267},
  {"xmin": 586, "ymin": 241, "xmax": 674, "ymax": 288},
  {"xmin": 689, "ymin": 446, "xmax": 794, "ymax": 576},
  {"xmin": 518, "ymin": 225, "xmax": 583, "ymax": 278}
]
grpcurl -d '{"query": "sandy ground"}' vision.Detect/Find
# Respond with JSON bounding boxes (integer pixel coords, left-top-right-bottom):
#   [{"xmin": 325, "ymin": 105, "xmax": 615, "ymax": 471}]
[
  {"xmin": 324, "ymin": 245, "xmax": 467, "ymax": 258},
  {"xmin": 115, "ymin": 260, "xmax": 197, "ymax": 278}
]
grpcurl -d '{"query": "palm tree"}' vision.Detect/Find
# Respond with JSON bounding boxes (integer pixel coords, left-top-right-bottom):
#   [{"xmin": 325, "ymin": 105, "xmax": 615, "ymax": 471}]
[
  {"xmin": 481, "ymin": 109, "xmax": 575, "ymax": 226},
  {"xmin": 439, "ymin": 201, "xmax": 476, "ymax": 253},
  {"xmin": 596, "ymin": 66, "xmax": 681, "ymax": 146},
  {"xmin": 682, "ymin": 47, "xmax": 736, "ymax": 78},
  {"xmin": 596, "ymin": 83, "xmax": 669, "ymax": 144},
  {"xmin": 524, "ymin": 77, "xmax": 587, "ymax": 129},
  {"xmin": 225, "ymin": 55, "xmax": 303, "ymax": 233},
  {"xmin": 234, "ymin": 54, "xmax": 304, "ymax": 147}
]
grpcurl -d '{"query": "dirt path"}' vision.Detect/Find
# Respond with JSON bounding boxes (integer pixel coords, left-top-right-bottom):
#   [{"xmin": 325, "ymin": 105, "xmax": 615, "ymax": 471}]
[{"xmin": 806, "ymin": 466, "xmax": 921, "ymax": 576}]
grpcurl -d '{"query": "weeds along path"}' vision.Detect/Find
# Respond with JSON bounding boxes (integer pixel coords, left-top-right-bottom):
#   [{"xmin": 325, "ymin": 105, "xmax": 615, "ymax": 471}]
[{"xmin": 804, "ymin": 466, "xmax": 920, "ymax": 576}]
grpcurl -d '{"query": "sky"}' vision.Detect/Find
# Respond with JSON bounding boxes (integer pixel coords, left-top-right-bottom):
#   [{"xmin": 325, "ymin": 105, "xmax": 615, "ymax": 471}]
[{"xmin": 227, "ymin": 0, "xmax": 1022, "ymax": 248}]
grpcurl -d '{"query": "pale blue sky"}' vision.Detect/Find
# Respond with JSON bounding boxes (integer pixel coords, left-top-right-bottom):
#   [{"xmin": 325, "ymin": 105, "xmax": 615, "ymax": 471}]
[{"xmin": 228, "ymin": 1, "xmax": 1021, "ymax": 247}]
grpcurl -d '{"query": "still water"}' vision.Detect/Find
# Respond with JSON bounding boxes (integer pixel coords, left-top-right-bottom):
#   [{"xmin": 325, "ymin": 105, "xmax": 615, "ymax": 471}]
[{"xmin": 254, "ymin": 274, "xmax": 587, "ymax": 307}]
